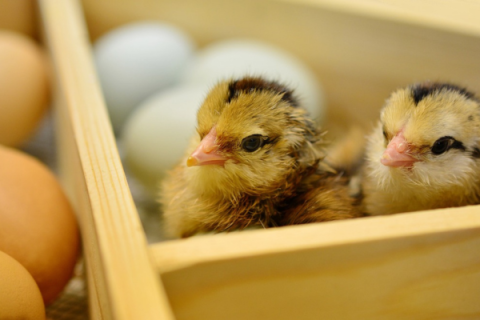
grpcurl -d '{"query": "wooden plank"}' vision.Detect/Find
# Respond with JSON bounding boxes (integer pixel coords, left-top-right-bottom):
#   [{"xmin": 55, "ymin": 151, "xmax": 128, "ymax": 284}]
[
  {"xmin": 85, "ymin": 258, "xmax": 103, "ymax": 320},
  {"xmin": 150, "ymin": 207, "xmax": 480, "ymax": 319},
  {"xmin": 53, "ymin": 89, "xmax": 109, "ymax": 319},
  {"xmin": 280, "ymin": 0, "xmax": 480, "ymax": 37},
  {"xmin": 38, "ymin": 0, "xmax": 175, "ymax": 319},
  {"xmin": 150, "ymin": 205, "xmax": 480, "ymax": 272}
]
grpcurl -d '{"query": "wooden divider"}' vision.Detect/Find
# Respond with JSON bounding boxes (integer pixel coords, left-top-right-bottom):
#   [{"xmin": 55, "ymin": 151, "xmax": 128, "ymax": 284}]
[
  {"xmin": 151, "ymin": 207, "xmax": 480, "ymax": 320},
  {"xmin": 38, "ymin": 0, "xmax": 175, "ymax": 318}
]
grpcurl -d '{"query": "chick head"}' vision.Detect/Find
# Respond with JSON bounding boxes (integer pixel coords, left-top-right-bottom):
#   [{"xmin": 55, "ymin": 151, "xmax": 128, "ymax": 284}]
[
  {"xmin": 369, "ymin": 81, "xmax": 480, "ymax": 191},
  {"xmin": 186, "ymin": 76, "xmax": 323, "ymax": 199}
]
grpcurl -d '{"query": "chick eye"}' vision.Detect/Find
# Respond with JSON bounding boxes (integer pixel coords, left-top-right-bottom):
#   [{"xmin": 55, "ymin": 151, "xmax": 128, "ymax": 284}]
[
  {"xmin": 382, "ymin": 129, "xmax": 388, "ymax": 141},
  {"xmin": 241, "ymin": 135, "xmax": 265, "ymax": 152},
  {"xmin": 431, "ymin": 137, "xmax": 453, "ymax": 155}
]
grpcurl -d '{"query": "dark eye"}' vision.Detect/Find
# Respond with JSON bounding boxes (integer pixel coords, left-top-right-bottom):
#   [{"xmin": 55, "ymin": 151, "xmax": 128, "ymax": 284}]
[
  {"xmin": 431, "ymin": 137, "xmax": 453, "ymax": 155},
  {"xmin": 241, "ymin": 135, "xmax": 265, "ymax": 152},
  {"xmin": 382, "ymin": 128, "xmax": 388, "ymax": 141}
]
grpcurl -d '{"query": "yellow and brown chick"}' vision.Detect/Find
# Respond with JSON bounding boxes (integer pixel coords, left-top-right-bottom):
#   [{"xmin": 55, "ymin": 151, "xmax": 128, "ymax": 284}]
[
  {"xmin": 361, "ymin": 82, "xmax": 480, "ymax": 215},
  {"xmin": 160, "ymin": 76, "xmax": 361, "ymax": 238}
]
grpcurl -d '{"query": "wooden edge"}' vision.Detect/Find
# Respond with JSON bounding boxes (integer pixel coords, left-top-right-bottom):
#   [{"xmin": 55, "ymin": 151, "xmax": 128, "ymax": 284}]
[
  {"xmin": 150, "ymin": 205, "xmax": 480, "ymax": 274},
  {"xmin": 157, "ymin": 208, "xmax": 480, "ymax": 320},
  {"xmin": 85, "ymin": 258, "xmax": 103, "ymax": 320},
  {"xmin": 38, "ymin": 0, "xmax": 175, "ymax": 319},
  {"xmin": 278, "ymin": 0, "xmax": 480, "ymax": 37}
]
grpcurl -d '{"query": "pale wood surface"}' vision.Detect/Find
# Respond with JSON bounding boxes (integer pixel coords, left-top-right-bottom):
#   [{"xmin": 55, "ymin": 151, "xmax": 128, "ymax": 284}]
[
  {"xmin": 79, "ymin": 0, "xmax": 480, "ymax": 139},
  {"xmin": 280, "ymin": 0, "xmax": 480, "ymax": 37},
  {"xmin": 151, "ymin": 206, "xmax": 480, "ymax": 272},
  {"xmin": 151, "ymin": 207, "xmax": 480, "ymax": 320},
  {"xmin": 38, "ymin": 0, "xmax": 175, "ymax": 319}
]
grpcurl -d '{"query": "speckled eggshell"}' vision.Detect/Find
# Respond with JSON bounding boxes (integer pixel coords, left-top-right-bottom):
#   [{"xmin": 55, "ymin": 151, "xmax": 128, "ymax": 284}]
[
  {"xmin": 0, "ymin": 251, "xmax": 45, "ymax": 320},
  {"xmin": 0, "ymin": 31, "xmax": 50, "ymax": 147},
  {"xmin": 93, "ymin": 22, "xmax": 196, "ymax": 133},
  {"xmin": 182, "ymin": 38, "xmax": 326, "ymax": 123}
]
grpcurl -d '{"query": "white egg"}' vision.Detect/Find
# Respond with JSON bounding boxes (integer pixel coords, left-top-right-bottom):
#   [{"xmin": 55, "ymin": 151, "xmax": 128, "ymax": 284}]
[
  {"xmin": 122, "ymin": 85, "xmax": 207, "ymax": 193},
  {"xmin": 93, "ymin": 22, "xmax": 196, "ymax": 133},
  {"xmin": 182, "ymin": 39, "xmax": 326, "ymax": 123}
]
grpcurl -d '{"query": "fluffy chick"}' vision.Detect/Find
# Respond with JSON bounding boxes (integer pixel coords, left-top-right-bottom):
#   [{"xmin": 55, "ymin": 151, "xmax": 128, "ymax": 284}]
[
  {"xmin": 160, "ymin": 76, "xmax": 361, "ymax": 238},
  {"xmin": 361, "ymin": 82, "xmax": 480, "ymax": 215}
]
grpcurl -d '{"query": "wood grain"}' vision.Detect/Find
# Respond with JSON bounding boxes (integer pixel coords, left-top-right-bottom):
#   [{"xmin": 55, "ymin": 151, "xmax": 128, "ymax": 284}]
[
  {"xmin": 38, "ymin": 0, "xmax": 175, "ymax": 319},
  {"xmin": 151, "ymin": 207, "xmax": 480, "ymax": 320},
  {"xmin": 280, "ymin": 0, "xmax": 480, "ymax": 37}
]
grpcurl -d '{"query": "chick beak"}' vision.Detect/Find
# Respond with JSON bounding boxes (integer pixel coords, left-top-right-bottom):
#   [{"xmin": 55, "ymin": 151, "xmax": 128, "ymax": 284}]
[
  {"xmin": 187, "ymin": 126, "xmax": 228, "ymax": 167},
  {"xmin": 381, "ymin": 131, "xmax": 418, "ymax": 168}
]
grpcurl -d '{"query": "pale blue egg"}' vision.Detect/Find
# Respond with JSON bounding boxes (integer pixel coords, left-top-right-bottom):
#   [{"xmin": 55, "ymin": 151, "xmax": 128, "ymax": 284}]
[
  {"xmin": 93, "ymin": 22, "xmax": 196, "ymax": 134},
  {"xmin": 121, "ymin": 85, "xmax": 207, "ymax": 193}
]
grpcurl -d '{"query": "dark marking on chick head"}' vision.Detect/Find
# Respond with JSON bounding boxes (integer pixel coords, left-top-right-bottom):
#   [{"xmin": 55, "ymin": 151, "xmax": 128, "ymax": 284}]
[
  {"xmin": 469, "ymin": 115, "xmax": 474, "ymax": 121},
  {"xmin": 472, "ymin": 147, "xmax": 480, "ymax": 159},
  {"xmin": 431, "ymin": 136, "xmax": 466, "ymax": 155},
  {"xmin": 226, "ymin": 77, "xmax": 299, "ymax": 107},
  {"xmin": 411, "ymin": 82, "xmax": 476, "ymax": 105}
]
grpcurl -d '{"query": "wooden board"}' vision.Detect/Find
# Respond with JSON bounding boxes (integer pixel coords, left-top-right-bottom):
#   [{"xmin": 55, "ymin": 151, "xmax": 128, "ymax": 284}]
[
  {"xmin": 38, "ymin": 0, "xmax": 175, "ymax": 319},
  {"xmin": 151, "ymin": 207, "xmax": 480, "ymax": 319},
  {"xmin": 281, "ymin": 0, "xmax": 480, "ymax": 37}
]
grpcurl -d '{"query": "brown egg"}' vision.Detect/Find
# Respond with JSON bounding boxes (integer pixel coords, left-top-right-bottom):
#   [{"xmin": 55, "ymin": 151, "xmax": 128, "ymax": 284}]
[
  {"xmin": 0, "ymin": 30, "xmax": 50, "ymax": 147},
  {"xmin": 0, "ymin": 250, "xmax": 46, "ymax": 320},
  {"xmin": 0, "ymin": 145, "xmax": 80, "ymax": 305}
]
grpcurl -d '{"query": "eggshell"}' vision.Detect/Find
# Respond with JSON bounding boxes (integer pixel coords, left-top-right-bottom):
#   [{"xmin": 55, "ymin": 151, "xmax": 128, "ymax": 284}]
[
  {"xmin": 93, "ymin": 22, "xmax": 196, "ymax": 133},
  {"xmin": 182, "ymin": 39, "xmax": 326, "ymax": 123},
  {"xmin": 0, "ymin": 251, "xmax": 46, "ymax": 319},
  {"xmin": 0, "ymin": 145, "xmax": 80, "ymax": 305},
  {"xmin": 0, "ymin": 31, "xmax": 50, "ymax": 147},
  {"xmin": 122, "ymin": 85, "xmax": 207, "ymax": 193}
]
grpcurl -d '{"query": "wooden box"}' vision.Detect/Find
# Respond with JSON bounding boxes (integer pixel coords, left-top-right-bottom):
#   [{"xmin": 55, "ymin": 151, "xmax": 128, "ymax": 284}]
[{"xmin": 37, "ymin": 0, "xmax": 480, "ymax": 318}]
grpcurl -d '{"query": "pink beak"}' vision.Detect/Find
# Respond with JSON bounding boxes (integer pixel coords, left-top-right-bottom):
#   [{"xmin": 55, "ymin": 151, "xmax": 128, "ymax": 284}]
[
  {"xmin": 187, "ymin": 126, "xmax": 228, "ymax": 167},
  {"xmin": 381, "ymin": 130, "xmax": 418, "ymax": 168}
]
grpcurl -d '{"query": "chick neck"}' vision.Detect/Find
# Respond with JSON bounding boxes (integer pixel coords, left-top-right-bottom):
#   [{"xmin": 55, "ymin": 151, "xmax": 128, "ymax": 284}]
[{"xmin": 188, "ymin": 148, "xmax": 325, "ymax": 232}]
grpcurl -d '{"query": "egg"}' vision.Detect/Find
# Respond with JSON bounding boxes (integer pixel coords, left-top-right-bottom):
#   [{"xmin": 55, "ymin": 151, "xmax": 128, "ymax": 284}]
[
  {"xmin": 182, "ymin": 38, "xmax": 326, "ymax": 123},
  {"xmin": 0, "ymin": 145, "xmax": 80, "ymax": 305},
  {"xmin": 0, "ymin": 251, "xmax": 45, "ymax": 320},
  {"xmin": 122, "ymin": 85, "xmax": 207, "ymax": 193},
  {"xmin": 93, "ymin": 22, "xmax": 196, "ymax": 133},
  {"xmin": 0, "ymin": 30, "xmax": 50, "ymax": 147}
]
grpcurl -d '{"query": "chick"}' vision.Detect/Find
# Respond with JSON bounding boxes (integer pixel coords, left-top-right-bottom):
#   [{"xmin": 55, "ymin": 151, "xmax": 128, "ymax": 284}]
[
  {"xmin": 160, "ymin": 76, "xmax": 361, "ymax": 238},
  {"xmin": 361, "ymin": 82, "xmax": 480, "ymax": 215}
]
